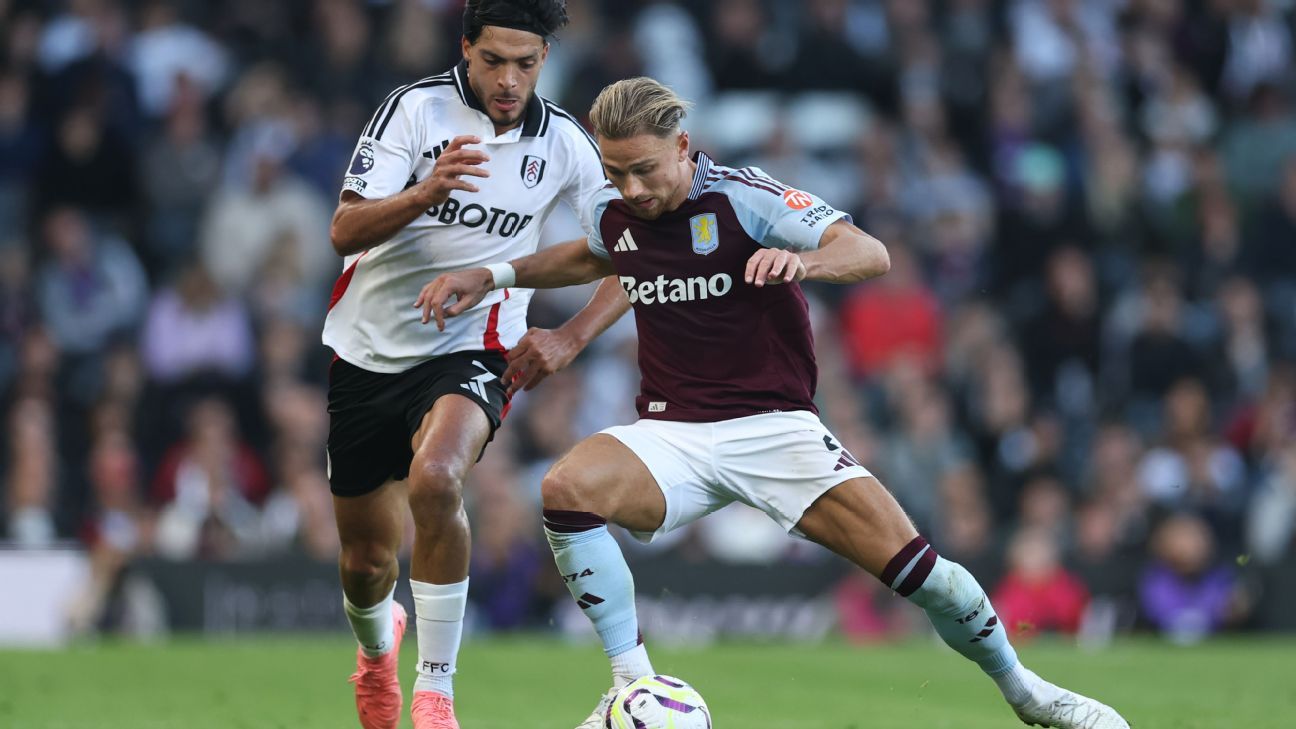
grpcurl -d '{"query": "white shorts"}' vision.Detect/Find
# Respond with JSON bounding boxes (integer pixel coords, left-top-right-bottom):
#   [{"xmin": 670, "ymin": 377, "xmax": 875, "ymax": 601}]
[{"xmin": 600, "ymin": 410, "xmax": 872, "ymax": 543}]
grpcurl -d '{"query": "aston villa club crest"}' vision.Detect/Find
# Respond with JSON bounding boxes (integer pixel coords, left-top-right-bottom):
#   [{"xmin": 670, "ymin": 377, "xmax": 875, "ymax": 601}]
[
  {"xmin": 520, "ymin": 155, "xmax": 546, "ymax": 188},
  {"xmin": 689, "ymin": 213, "xmax": 719, "ymax": 255},
  {"xmin": 349, "ymin": 141, "xmax": 375, "ymax": 175}
]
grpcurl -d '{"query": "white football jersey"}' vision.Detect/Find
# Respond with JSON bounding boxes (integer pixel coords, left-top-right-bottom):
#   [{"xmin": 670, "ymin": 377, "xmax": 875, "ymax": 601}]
[{"xmin": 323, "ymin": 60, "xmax": 605, "ymax": 373}]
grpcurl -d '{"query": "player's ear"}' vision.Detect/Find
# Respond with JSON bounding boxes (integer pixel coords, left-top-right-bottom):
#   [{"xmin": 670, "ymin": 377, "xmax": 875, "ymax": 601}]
[
  {"xmin": 461, "ymin": 36, "xmax": 472, "ymax": 62},
  {"xmin": 677, "ymin": 130, "xmax": 689, "ymax": 161}
]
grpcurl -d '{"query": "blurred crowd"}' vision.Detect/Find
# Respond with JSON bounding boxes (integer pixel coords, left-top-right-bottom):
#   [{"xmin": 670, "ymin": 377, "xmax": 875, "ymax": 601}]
[{"xmin": 2, "ymin": 0, "xmax": 1295, "ymax": 643}]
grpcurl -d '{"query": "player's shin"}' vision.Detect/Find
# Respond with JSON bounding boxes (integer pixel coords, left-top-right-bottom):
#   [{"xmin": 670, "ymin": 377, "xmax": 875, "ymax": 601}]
[
  {"xmin": 410, "ymin": 578, "xmax": 469, "ymax": 698},
  {"xmin": 883, "ymin": 536, "xmax": 1036, "ymax": 704},
  {"xmin": 543, "ymin": 510, "xmax": 654, "ymax": 684}
]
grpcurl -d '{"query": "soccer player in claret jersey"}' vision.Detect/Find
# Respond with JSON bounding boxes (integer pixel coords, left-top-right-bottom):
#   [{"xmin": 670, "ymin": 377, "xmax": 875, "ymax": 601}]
[
  {"xmin": 418, "ymin": 78, "xmax": 1131, "ymax": 729},
  {"xmin": 322, "ymin": 2, "xmax": 627, "ymax": 728}
]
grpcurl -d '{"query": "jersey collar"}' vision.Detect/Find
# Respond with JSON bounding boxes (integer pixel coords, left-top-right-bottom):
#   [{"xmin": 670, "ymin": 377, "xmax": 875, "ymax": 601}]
[
  {"xmin": 451, "ymin": 59, "xmax": 548, "ymax": 138},
  {"xmin": 687, "ymin": 151, "xmax": 714, "ymax": 200}
]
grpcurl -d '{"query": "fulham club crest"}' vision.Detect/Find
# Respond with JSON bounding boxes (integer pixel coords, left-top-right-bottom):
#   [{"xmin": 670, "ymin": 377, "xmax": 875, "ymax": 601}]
[{"xmin": 520, "ymin": 155, "xmax": 546, "ymax": 188}]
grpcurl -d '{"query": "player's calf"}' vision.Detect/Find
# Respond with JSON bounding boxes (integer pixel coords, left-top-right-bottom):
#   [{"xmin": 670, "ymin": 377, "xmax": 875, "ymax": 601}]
[
  {"xmin": 402, "ymin": 405, "xmax": 482, "ymax": 703},
  {"xmin": 880, "ymin": 536, "xmax": 1041, "ymax": 704},
  {"xmin": 540, "ymin": 435, "xmax": 669, "ymax": 726},
  {"xmin": 543, "ymin": 509, "xmax": 653, "ymax": 679},
  {"xmin": 881, "ymin": 537, "xmax": 1019, "ymax": 679},
  {"xmin": 880, "ymin": 537, "xmax": 1130, "ymax": 726},
  {"xmin": 544, "ymin": 508, "xmax": 655, "ymax": 729}
]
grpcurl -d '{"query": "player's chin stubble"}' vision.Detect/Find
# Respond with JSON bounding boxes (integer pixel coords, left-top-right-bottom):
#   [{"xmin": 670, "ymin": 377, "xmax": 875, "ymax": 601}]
[{"xmin": 491, "ymin": 110, "xmax": 523, "ymax": 128}]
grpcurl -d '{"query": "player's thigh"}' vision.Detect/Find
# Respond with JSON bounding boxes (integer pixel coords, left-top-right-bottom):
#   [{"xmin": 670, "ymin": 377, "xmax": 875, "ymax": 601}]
[
  {"xmin": 333, "ymin": 477, "xmax": 407, "ymax": 556},
  {"xmin": 580, "ymin": 420, "xmax": 734, "ymax": 541},
  {"xmin": 712, "ymin": 410, "xmax": 916, "ymax": 573},
  {"xmin": 714, "ymin": 411, "xmax": 873, "ymax": 532},
  {"xmin": 544, "ymin": 433, "xmax": 666, "ymax": 533},
  {"xmin": 327, "ymin": 358, "xmax": 414, "ymax": 498},
  {"xmin": 404, "ymin": 351, "xmax": 507, "ymax": 483},
  {"xmin": 409, "ymin": 393, "xmax": 493, "ymax": 483},
  {"xmin": 794, "ymin": 476, "xmax": 919, "ymax": 578}
]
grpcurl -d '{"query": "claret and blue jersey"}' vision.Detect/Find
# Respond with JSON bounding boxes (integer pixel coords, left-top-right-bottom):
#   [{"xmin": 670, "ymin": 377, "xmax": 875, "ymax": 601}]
[{"xmin": 586, "ymin": 152, "xmax": 851, "ymax": 423}]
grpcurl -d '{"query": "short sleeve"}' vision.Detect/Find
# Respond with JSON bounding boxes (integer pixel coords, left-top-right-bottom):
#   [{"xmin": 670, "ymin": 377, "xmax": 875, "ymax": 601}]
[
  {"xmin": 340, "ymin": 99, "xmax": 421, "ymax": 200},
  {"xmin": 584, "ymin": 187, "xmax": 617, "ymax": 260},
  {"xmin": 719, "ymin": 167, "xmax": 851, "ymax": 251},
  {"xmin": 556, "ymin": 122, "xmax": 607, "ymax": 238}
]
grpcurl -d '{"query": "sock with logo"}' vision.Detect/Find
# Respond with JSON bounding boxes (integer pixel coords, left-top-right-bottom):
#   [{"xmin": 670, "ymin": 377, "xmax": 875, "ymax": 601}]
[
  {"xmin": 344, "ymin": 584, "xmax": 397, "ymax": 658},
  {"xmin": 544, "ymin": 509, "xmax": 654, "ymax": 683},
  {"xmin": 882, "ymin": 537, "xmax": 1029, "ymax": 702},
  {"xmin": 410, "ymin": 578, "xmax": 468, "ymax": 698}
]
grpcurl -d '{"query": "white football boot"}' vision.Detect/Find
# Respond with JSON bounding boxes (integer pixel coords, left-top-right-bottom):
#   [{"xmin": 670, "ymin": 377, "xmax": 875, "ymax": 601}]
[
  {"xmin": 575, "ymin": 683, "xmax": 622, "ymax": 729},
  {"xmin": 1012, "ymin": 676, "xmax": 1131, "ymax": 729}
]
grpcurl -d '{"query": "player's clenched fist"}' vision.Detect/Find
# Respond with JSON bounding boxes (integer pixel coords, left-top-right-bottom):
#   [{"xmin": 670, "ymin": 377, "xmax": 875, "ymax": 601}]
[
  {"xmin": 744, "ymin": 247, "xmax": 806, "ymax": 287},
  {"xmin": 416, "ymin": 135, "xmax": 491, "ymax": 208},
  {"xmin": 413, "ymin": 268, "xmax": 494, "ymax": 330}
]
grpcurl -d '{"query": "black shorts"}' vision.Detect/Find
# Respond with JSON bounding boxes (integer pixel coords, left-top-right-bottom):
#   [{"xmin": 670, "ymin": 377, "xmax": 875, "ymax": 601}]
[{"xmin": 326, "ymin": 350, "xmax": 509, "ymax": 497}]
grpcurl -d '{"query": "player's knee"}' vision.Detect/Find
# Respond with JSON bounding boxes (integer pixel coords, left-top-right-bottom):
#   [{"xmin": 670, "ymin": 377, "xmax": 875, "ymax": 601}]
[
  {"xmin": 407, "ymin": 459, "xmax": 465, "ymax": 518},
  {"xmin": 541, "ymin": 464, "xmax": 599, "ymax": 513},
  {"xmin": 339, "ymin": 541, "xmax": 396, "ymax": 583}
]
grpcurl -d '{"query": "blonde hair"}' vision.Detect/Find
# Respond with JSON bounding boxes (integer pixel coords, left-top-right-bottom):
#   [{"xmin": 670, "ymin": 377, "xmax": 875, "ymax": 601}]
[{"xmin": 588, "ymin": 77, "xmax": 692, "ymax": 140}]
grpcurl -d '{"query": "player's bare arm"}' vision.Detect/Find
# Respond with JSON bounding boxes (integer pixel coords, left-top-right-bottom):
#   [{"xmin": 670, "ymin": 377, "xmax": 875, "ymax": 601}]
[
  {"xmin": 800, "ymin": 220, "xmax": 890, "ymax": 283},
  {"xmin": 744, "ymin": 219, "xmax": 890, "ymax": 287},
  {"xmin": 329, "ymin": 135, "xmax": 490, "ymax": 257},
  {"xmin": 503, "ymin": 277, "xmax": 631, "ymax": 397},
  {"xmin": 414, "ymin": 239, "xmax": 615, "ymax": 330}
]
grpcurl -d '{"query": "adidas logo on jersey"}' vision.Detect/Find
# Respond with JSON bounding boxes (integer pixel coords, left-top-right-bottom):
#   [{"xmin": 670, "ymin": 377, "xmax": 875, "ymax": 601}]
[
  {"xmin": 613, "ymin": 229, "xmax": 639, "ymax": 253},
  {"xmin": 619, "ymin": 273, "xmax": 733, "ymax": 305}
]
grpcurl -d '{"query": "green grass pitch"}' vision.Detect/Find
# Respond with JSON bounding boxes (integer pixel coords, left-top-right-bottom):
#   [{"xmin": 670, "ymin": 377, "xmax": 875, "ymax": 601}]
[{"xmin": 2, "ymin": 636, "xmax": 1292, "ymax": 728}]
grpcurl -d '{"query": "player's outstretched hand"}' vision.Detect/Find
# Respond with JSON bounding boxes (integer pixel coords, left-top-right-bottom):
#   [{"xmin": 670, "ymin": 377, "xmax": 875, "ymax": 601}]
[
  {"xmin": 418, "ymin": 135, "xmax": 491, "ymax": 207},
  {"xmin": 745, "ymin": 248, "xmax": 806, "ymax": 287},
  {"xmin": 501, "ymin": 327, "xmax": 581, "ymax": 397},
  {"xmin": 414, "ymin": 268, "xmax": 494, "ymax": 331}
]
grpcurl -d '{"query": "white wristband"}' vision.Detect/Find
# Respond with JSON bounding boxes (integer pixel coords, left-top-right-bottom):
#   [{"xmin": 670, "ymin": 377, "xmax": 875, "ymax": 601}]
[{"xmin": 484, "ymin": 262, "xmax": 516, "ymax": 290}]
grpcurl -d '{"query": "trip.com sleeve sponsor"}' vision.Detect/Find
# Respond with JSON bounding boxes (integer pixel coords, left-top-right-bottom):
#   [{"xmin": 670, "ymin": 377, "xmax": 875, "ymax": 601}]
[
  {"xmin": 722, "ymin": 167, "xmax": 851, "ymax": 252},
  {"xmin": 340, "ymin": 101, "xmax": 422, "ymax": 200}
]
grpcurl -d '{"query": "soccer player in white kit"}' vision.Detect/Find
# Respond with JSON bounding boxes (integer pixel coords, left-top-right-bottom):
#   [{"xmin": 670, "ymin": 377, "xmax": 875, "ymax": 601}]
[
  {"xmin": 322, "ymin": 3, "xmax": 625, "ymax": 728},
  {"xmin": 420, "ymin": 78, "xmax": 1132, "ymax": 729}
]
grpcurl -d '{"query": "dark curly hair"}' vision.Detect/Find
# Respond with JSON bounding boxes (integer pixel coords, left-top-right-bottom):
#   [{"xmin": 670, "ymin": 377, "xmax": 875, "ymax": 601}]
[{"xmin": 463, "ymin": 0, "xmax": 569, "ymax": 43}]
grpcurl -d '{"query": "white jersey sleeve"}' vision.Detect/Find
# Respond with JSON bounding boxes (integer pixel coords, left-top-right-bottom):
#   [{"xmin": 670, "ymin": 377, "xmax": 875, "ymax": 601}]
[
  {"xmin": 340, "ymin": 96, "xmax": 425, "ymax": 200},
  {"xmin": 554, "ymin": 115, "xmax": 606, "ymax": 237},
  {"xmin": 584, "ymin": 185, "xmax": 620, "ymax": 260},
  {"xmin": 714, "ymin": 167, "xmax": 851, "ymax": 251}
]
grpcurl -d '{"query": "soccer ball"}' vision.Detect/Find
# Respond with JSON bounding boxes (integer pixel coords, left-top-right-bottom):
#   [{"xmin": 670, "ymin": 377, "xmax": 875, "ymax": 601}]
[{"xmin": 605, "ymin": 675, "xmax": 711, "ymax": 728}]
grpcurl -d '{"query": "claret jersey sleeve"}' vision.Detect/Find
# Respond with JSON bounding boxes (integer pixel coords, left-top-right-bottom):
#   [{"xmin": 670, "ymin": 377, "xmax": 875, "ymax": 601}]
[
  {"xmin": 714, "ymin": 167, "xmax": 852, "ymax": 252},
  {"xmin": 340, "ymin": 95, "xmax": 425, "ymax": 200}
]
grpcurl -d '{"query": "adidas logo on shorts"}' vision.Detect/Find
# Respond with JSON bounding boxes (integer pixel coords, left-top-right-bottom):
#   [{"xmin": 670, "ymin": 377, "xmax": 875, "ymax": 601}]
[{"xmin": 460, "ymin": 360, "xmax": 494, "ymax": 400}]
